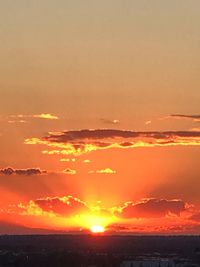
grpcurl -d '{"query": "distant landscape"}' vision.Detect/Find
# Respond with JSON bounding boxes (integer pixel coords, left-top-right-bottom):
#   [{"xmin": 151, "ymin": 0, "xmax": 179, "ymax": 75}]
[{"xmin": 0, "ymin": 235, "xmax": 200, "ymax": 266}]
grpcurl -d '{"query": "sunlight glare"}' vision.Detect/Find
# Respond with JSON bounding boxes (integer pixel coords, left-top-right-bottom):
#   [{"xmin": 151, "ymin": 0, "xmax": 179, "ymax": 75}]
[{"xmin": 90, "ymin": 225, "xmax": 105, "ymax": 233}]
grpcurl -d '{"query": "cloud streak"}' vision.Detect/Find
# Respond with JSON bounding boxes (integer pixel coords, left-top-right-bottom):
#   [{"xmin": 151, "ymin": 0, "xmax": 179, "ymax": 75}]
[
  {"xmin": 89, "ymin": 168, "xmax": 116, "ymax": 174},
  {"xmin": 169, "ymin": 114, "xmax": 200, "ymax": 122},
  {"xmin": 0, "ymin": 167, "xmax": 76, "ymax": 176},
  {"xmin": 25, "ymin": 129, "xmax": 200, "ymax": 156},
  {"xmin": 100, "ymin": 118, "xmax": 120, "ymax": 125},
  {"xmin": 33, "ymin": 113, "xmax": 59, "ymax": 120},
  {"xmin": 10, "ymin": 113, "xmax": 59, "ymax": 120},
  {"xmin": 0, "ymin": 167, "xmax": 46, "ymax": 176}
]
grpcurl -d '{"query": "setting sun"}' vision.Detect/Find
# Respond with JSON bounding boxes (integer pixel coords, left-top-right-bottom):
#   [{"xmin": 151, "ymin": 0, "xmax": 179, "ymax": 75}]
[{"xmin": 90, "ymin": 225, "xmax": 105, "ymax": 234}]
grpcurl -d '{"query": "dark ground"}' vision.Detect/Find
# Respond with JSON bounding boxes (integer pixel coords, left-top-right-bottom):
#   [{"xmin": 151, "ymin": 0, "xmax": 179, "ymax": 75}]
[{"xmin": 0, "ymin": 235, "xmax": 200, "ymax": 267}]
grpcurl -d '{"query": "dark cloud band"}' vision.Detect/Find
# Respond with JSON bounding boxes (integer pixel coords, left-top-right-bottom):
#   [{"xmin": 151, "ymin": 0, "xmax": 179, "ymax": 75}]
[
  {"xmin": 25, "ymin": 129, "xmax": 200, "ymax": 156},
  {"xmin": 0, "ymin": 167, "xmax": 46, "ymax": 176}
]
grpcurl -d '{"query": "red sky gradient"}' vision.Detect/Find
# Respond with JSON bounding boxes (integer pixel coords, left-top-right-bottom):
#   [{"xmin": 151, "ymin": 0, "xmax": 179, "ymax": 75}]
[{"xmin": 0, "ymin": 1, "xmax": 200, "ymax": 234}]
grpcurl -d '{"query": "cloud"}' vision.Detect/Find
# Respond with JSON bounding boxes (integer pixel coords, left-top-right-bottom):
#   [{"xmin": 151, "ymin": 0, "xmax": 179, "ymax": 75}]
[
  {"xmin": 8, "ymin": 120, "xmax": 27, "ymax": 124},
  {"xmin": 33, "ymin": 113, "xmax": 59, "ymax": 120},
  {"xmin": 0, "ymin": 167, "xmax": 78, "ymax": 176},
  {"xmin": 25, "ymin": 129, "xmax": 200, "ymax": 156},
  {"xmin": 188, "ymin": 213, "xmax": 200, "ymax": 222},
  {"xmin": 10, "ymin": 113, "xmax": 59, "ymax": 120},
  {"xmin": 0, "ymin": 167, "xmax": 46, "ymax": 176},
  {"xmin": 109, "ymin": 223, "xmax": 200, "ymax": 234},
  {"xmin": 118, "ymin": 198, "xmax": 186, "ymax": 218},
  {"xmin": 19, "ymin": 196, "xmax": 88, "ymax": 217},
  {"xmin": 60, "ymin": 158, "xmax": 76, "ymax": 162},
  {"xmin": 169, "ymin": 114, "xmax": 200, "ymax": 122},
  {"xmin": 2, "ymin": 195, "xmax": 200, "ymax": 234},
  {"xmin": 62, "ymin": 168, "xmax": 76, "ymax": 175},
  {"xmin": 107, "ymin": 224, "xmax": 131, "ymax": 232},
  {"xmin": 145, "ymin": 120, "xmax": 152, "ymax": 125},
  {"xmin": 100, "ymin": 118, "xmax": 120, "ymax": 125},
  {"xmin": 0, "ymin": 221, "xmax": 66, "ymax": 235},
  {"xmin": 83, "ymin": 159, "xmax": 91, "ymax": 163},
  {"xmin": 190, "ymin": 127, "xmax": 200, "ymax": 131},
  {"xmin": 89, "ymin": 168, "xmax": 116, "ymax": 174}
]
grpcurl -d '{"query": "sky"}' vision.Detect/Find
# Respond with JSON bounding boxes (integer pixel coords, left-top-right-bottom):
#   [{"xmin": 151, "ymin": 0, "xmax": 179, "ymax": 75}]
[{"xmin": 0, "ymin": 0, "xmax": 200, "ymax": 234}]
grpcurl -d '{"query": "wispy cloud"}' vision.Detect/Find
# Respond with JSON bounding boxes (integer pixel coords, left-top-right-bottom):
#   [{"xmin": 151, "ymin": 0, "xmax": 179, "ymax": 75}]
[
  {"xmin": 9, "ymin": 113, "xmax": 59, "ymax": 120},
  {"xmin": 83, "ymin": 159, "xmax": 91, "ymax": 164},
  {"xmin": 190, "ymin": 127, "xmax": 200, "ymax": 131},
  {"xmin": 89, "ymin": 168, "xmax": 116, "ymax": 174},
  {"xmin": 60, "ymin": 158, "xmax": 76, "ymax": 162},
  {"xmin": 145, "ymin": 120, "xmax": 152, "ymax": 125},
  {"xmin": 32, "ymin": 113, "xmax": 59, "ymax": 120},
  {"xmin": 8, "ymin": 120, "xmax": 27, "ymax": 124},
  {"xmin": 100, "ymin": 118, "xmax": 120, "ymax": 125},
  {"xmin": 162, "ymin": 114, "xmax": 200, "ymax": 122}
]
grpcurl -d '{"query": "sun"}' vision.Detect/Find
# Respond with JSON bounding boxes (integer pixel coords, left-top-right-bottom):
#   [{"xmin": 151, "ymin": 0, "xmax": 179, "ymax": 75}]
[
  {"xmin": 90, "ymin": 225, "xmax": 105, "ymax": 234},
  {"xmin": 74, "ymin": 213, "xmax": 112, "ymax": 233}
]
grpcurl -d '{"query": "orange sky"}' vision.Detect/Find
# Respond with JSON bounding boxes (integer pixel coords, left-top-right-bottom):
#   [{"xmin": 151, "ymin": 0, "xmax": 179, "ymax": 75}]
[{"xmin": 0, "ymin": 1, "xmax": 200, "ymax": 234}]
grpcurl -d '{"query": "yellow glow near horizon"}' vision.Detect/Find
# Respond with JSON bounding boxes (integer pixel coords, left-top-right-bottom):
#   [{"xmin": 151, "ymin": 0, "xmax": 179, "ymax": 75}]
[{"xmin": 72, "ymin": 213, "xmax": 116, "ymax": 232}]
